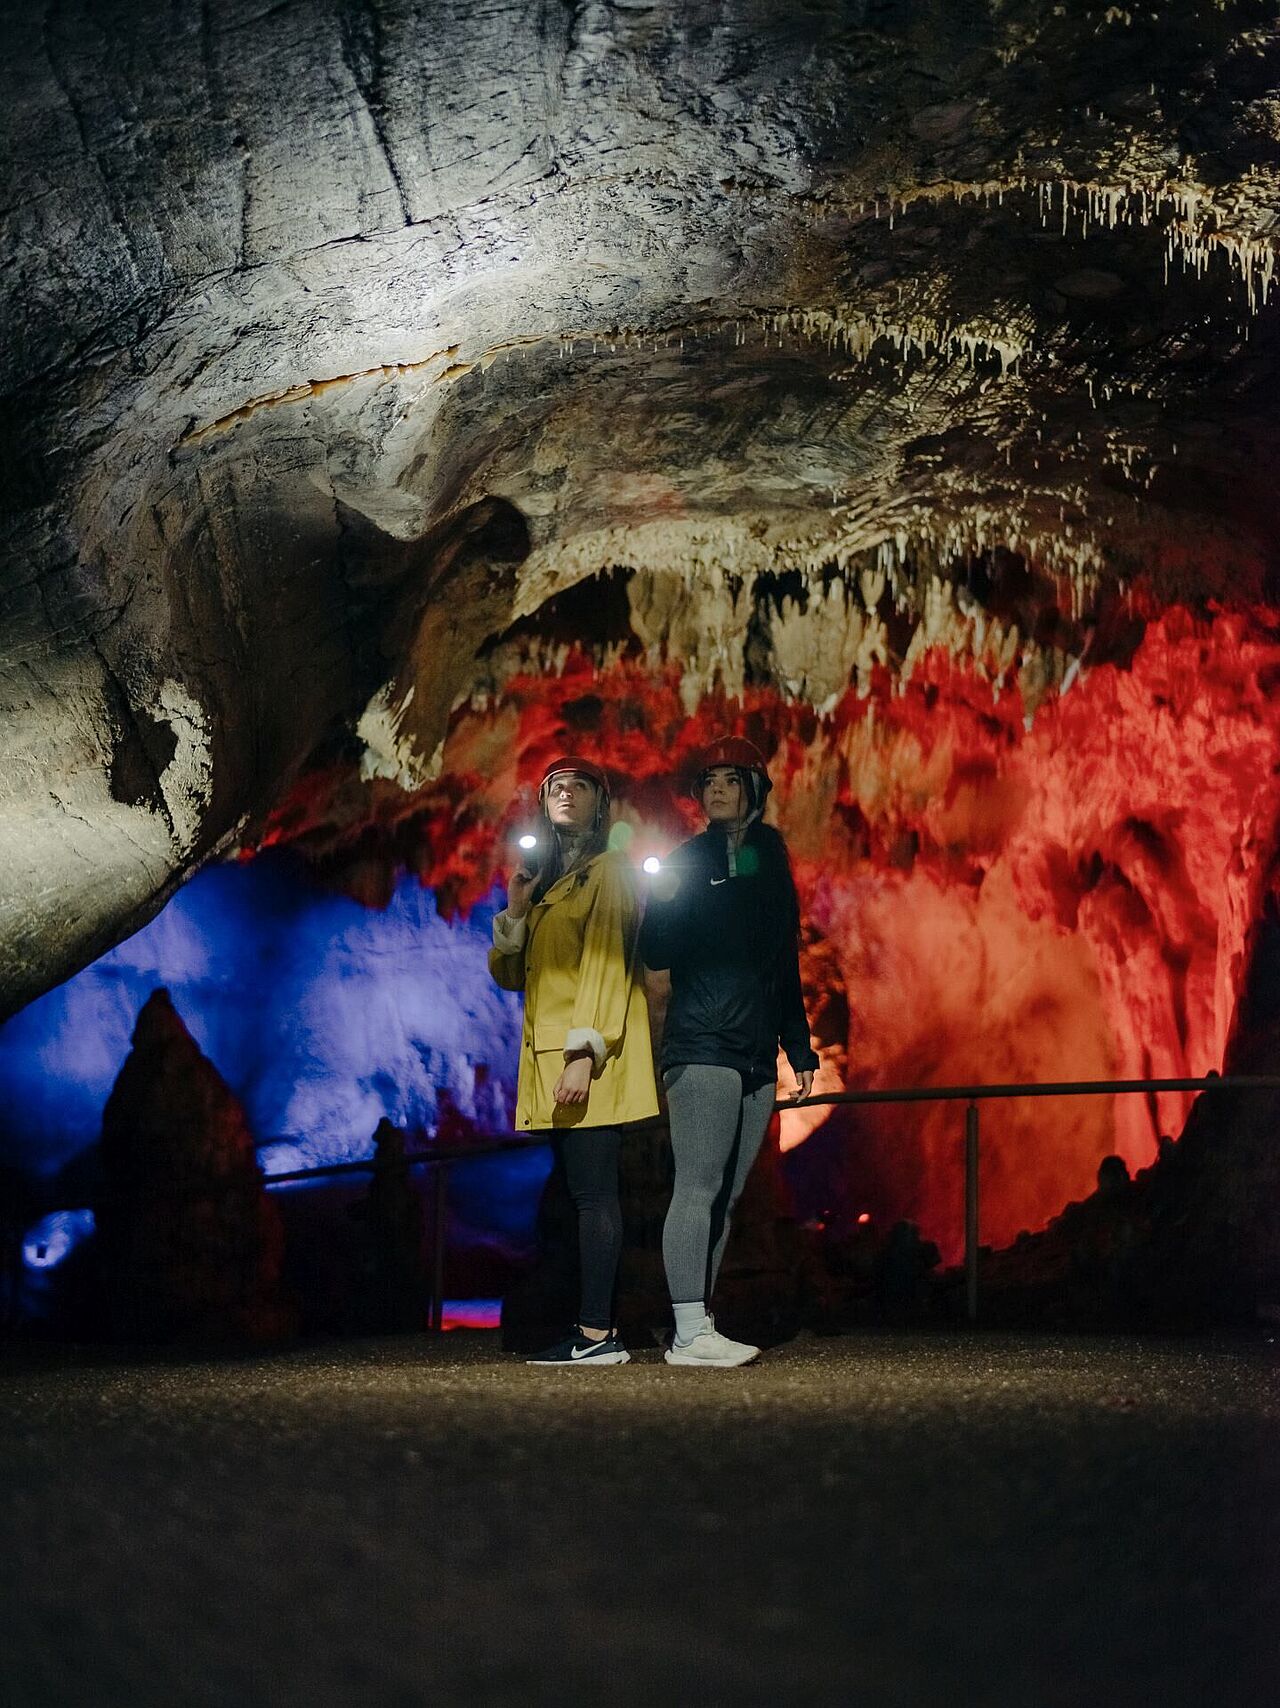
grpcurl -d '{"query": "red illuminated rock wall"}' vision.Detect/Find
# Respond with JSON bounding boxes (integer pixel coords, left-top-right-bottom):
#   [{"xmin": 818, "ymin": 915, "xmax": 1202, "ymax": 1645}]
[{"xmin": 258, "ymin": 601, "xmax": 1280, "ymax": 1261}]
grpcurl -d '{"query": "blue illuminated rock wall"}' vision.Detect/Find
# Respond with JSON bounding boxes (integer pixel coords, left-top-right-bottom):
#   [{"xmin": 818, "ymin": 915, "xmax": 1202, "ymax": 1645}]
[{"xmin": 0, "ymin": 853, "xmax": 524, "ymax": 1187}]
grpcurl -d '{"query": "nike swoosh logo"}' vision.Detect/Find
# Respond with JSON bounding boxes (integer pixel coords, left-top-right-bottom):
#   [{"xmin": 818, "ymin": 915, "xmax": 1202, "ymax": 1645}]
[
  {"xmin": 710, "ymin": 877, "xmax": 727, "ymax": 885},
  {"xmin": 571, "ymin": 1342, "xmax": 602, "ymax": 1359}
]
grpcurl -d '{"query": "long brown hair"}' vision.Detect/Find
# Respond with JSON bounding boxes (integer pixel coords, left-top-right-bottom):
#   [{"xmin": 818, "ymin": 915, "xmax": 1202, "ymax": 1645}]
[{"xmin": 530, "ymin": 788, "xmax": 610, "ymax": 903}]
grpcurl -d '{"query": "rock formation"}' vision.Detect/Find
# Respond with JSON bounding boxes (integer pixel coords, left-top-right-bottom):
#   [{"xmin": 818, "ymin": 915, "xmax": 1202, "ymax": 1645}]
[
  {"xmin": 348, "ymin": 1115, "xmax": 429, "ymax": 1331},
  {"xmin": 4, "ymin": 1, "xmax": 1280, "ymax": 1309},
  {"xmin": 5, "ymin": 0, "xmax": 1279, "ymax": 1000},
  {"xmin": 96, "ymin": 988, "xmax": 291, "ymax": 1340}
]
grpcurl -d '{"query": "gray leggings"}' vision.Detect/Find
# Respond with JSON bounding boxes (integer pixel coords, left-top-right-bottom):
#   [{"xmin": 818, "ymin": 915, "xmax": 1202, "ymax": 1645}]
[{"xmin": 662, "ymin": 1064, "xmax": 775, "ymax": 1305}]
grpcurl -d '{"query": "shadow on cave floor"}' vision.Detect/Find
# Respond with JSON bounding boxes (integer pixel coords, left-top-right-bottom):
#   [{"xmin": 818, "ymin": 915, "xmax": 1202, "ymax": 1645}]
[{"xmin": 1, "ymin": 1331, "xmax": 1275, "ymax": 1707}]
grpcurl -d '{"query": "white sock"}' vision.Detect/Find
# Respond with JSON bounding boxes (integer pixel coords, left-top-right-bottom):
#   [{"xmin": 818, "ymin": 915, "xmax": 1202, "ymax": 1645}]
[{"xmin": 673, "ymin": 1301, "xmax": 709, "ymax": 1347}]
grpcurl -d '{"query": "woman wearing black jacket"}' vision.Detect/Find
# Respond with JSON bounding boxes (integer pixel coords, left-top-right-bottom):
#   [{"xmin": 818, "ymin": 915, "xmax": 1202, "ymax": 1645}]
[{"xmin": 641, "ymin": 737, "xmax": 817, "ymax": 1367}]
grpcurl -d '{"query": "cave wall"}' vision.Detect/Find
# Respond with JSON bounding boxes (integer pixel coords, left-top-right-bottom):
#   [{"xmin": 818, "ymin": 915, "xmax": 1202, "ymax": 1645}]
[
  {"xmin": 8, "ymin": 576, "xmax": 1279, "ymax": 1270},
  {"xmin": 4, "ymin": 0, "xmax": 1280, "ymax": 1019},
  {"xmin": 0, "ymin": 855, "xmax": 521, "ymax": 1185},
  {"xmin": 243, "ymin": 580, "xmax": 1279, "ymax": 1255},
  {"xmin": 3, "ymin": 1, "xmax": 1280, "ymax": 1288}
]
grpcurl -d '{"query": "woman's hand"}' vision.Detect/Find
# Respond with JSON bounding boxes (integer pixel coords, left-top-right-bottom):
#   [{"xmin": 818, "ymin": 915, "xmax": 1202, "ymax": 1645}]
[
  {"xmin": 506, "ymin": 866, "xmax": 537, "ymax": 921},
  {"xmin": 787, "ymin": 1068, "xmax": 815, "ymax": 1102},
  {"xmin": 553, "ymin": 1053, "xmax": 594, "ymax": 1107},
  {"xmin": 647, "ymin": 863, "xmax": 681, "ymax": 904}
]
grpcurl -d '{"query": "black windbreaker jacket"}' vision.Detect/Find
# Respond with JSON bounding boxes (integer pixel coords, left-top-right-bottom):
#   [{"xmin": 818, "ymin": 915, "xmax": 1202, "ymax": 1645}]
[{"xmin": 640, "ymin": 821, "xmax": 819, "ymax": 1086}]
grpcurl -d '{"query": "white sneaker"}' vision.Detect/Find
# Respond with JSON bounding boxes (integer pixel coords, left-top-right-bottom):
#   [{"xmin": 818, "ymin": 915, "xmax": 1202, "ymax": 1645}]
[{"xmin": 664, "ymin": 1314, "xmax": 759, "ymax": 1367}]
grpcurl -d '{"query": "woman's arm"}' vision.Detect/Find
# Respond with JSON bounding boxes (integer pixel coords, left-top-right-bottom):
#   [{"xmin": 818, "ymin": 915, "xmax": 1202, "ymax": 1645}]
[
  {"xmin": 776, "ymin": 939, "xmax": 818, "ymax": 1079},
  {"xmin": 487, "ymin": 865, "xmax": 536, "ymax": 992},
  {"xmin": 637, "ymin": 852, "xmax": 690, "ymax": 971},
  {"xmin": 488, "ymin": 909, "xmax": 528, "ymax": 991},
  {"xmin": 766, "ymin": 832, "xmax": 818, "ymax": 1082}
]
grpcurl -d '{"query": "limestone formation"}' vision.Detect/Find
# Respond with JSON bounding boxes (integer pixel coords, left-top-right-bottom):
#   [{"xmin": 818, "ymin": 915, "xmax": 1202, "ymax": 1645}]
[
  {"xmin": 95, "ymin": 988, "xmax": 291, "ymax": 1340},
  {"xmin": 4, "ymin": 0, "xmax": 1279, "ymax": 1017},
  {"xmin": 5, "ymin": 1, "xmax": 1280, "ymax": 1311}
]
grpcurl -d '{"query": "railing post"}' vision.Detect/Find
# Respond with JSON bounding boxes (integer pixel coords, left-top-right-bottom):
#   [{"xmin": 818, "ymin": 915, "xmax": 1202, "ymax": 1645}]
[
  {"xmin": 965, "ymin": 1101, "xmax": 980, "ymax": 1325},
  {"xmin": 428, "ymin": 1162, "xmax": 448, "ymax": 1334}
]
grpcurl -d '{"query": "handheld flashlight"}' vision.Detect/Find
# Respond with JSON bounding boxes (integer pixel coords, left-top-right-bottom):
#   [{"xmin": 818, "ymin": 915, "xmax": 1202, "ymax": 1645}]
[
  {"xmin": 514, "ymin": 829, "xmax": 544, "ymax": 878},
  {"xmin": 641, "ymin": 852, "xmax": 680, "ymax": 903}
]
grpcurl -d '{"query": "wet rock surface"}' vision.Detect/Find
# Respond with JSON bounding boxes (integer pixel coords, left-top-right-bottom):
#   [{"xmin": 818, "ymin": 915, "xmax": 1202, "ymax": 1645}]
[
  {"xmin": 0, "ymin": 1330, "xmax": 1276, "ymax": 1706},
  {"xmin": 4, "ymin": 0, "xmax": 1280, "ymax": 1011},
  {"xmin": 5, "ymin": 1, "xmax": 1280, "ymax": 1333}
]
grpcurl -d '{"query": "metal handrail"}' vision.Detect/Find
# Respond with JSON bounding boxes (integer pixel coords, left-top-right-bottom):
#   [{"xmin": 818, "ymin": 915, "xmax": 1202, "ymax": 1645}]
[
  {"xmin": 259, "ymin": 1072, "xmax": 1280, "ymax": 1328},
  {"xmin": 18, "ymin": 1075, "xmax": 1279, "ymax": 1333},
  {"xmin": 784, "ymin": 1072, "xmax": 1280, "ymax": 1321},
  {"xmin": 261, "ymin": 1136, "xmax": 561, "ymax": 1332},
  {"xmin": 785, "ymin": 1073, "xmax": 1280, "ymax": 1107},
  {"xmin": 259, "ymin": 1135, "xmax": 552, "ymax": 1186}
]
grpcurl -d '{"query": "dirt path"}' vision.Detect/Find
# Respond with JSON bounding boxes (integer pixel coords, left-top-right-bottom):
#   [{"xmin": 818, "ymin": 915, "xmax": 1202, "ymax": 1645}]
[{"xmin": 2, "ymin": 1330, "xmax": 1276, "ymax": 1706}]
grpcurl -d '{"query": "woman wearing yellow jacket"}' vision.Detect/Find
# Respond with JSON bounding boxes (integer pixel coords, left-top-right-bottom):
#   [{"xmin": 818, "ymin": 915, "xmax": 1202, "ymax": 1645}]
[{"xmin": 489, "ymin": 755, "xmax": 657, "ymax": 1364}]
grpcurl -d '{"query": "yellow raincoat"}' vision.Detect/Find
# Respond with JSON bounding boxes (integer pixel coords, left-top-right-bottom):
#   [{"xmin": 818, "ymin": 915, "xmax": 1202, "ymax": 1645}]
[{"xmin": 489, "ymin": 850, "xmax": 659, "ymax": 1131}]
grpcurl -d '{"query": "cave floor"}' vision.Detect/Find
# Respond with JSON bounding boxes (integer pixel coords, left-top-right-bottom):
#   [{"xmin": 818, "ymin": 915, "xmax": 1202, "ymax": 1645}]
[{"xmin": 1, "ymin": 1329, "xmax": 1276, "ymax": 1708}]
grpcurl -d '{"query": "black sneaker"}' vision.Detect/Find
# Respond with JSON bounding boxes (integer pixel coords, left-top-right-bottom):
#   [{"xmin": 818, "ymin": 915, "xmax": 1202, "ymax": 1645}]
[{"xmin": 525, "ymin": 1329, "xmax": 630, "ymax": 1366}]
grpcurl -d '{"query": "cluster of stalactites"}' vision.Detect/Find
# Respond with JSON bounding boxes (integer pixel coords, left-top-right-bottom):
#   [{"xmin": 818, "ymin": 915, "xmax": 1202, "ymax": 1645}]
[
  {"xmin": 462, "ymin": 550, "xmax": 1088, "ymax": 731},
  {"xmin": 879, "ymin": 171, "xmax": 1277, "ymax": 312}
]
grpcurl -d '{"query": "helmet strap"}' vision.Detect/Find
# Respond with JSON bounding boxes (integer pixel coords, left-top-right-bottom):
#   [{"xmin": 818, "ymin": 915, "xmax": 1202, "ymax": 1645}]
[{"xmin": 725, "ymin": 807, "xmax": 762, "ymax": 874}]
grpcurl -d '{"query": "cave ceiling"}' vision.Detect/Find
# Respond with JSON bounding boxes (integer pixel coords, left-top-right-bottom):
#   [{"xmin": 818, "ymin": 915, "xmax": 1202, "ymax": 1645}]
[{"xmin": 2, "ymin": 0, "xmax": 1280, "ymax": 1020}]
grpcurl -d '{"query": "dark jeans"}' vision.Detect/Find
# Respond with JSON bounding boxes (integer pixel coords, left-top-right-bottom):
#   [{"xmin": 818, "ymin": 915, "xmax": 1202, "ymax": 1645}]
[{"xmin": 556, "ymin": 1125, "xmax": 623, "ymax": 1331}]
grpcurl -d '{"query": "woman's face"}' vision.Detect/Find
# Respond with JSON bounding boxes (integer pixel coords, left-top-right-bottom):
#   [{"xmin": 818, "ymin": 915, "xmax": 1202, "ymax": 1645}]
[
  {"xmin": 702, "ymin": 766, "xmax": 745, "ymax": 823},
  {"xmin": 544, "ymin": 773, "xmax": 600, "ymax": 831}
]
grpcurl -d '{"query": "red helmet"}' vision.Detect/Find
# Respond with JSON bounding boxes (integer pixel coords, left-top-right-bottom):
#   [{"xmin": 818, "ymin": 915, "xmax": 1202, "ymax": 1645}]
[
  {"xmin": 538, "ymin": 755, "xmax": 612, "ymax": 803},
  {"xmin": 693, "ymin": 737, "xmax": 773, "ymax": 798}
]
